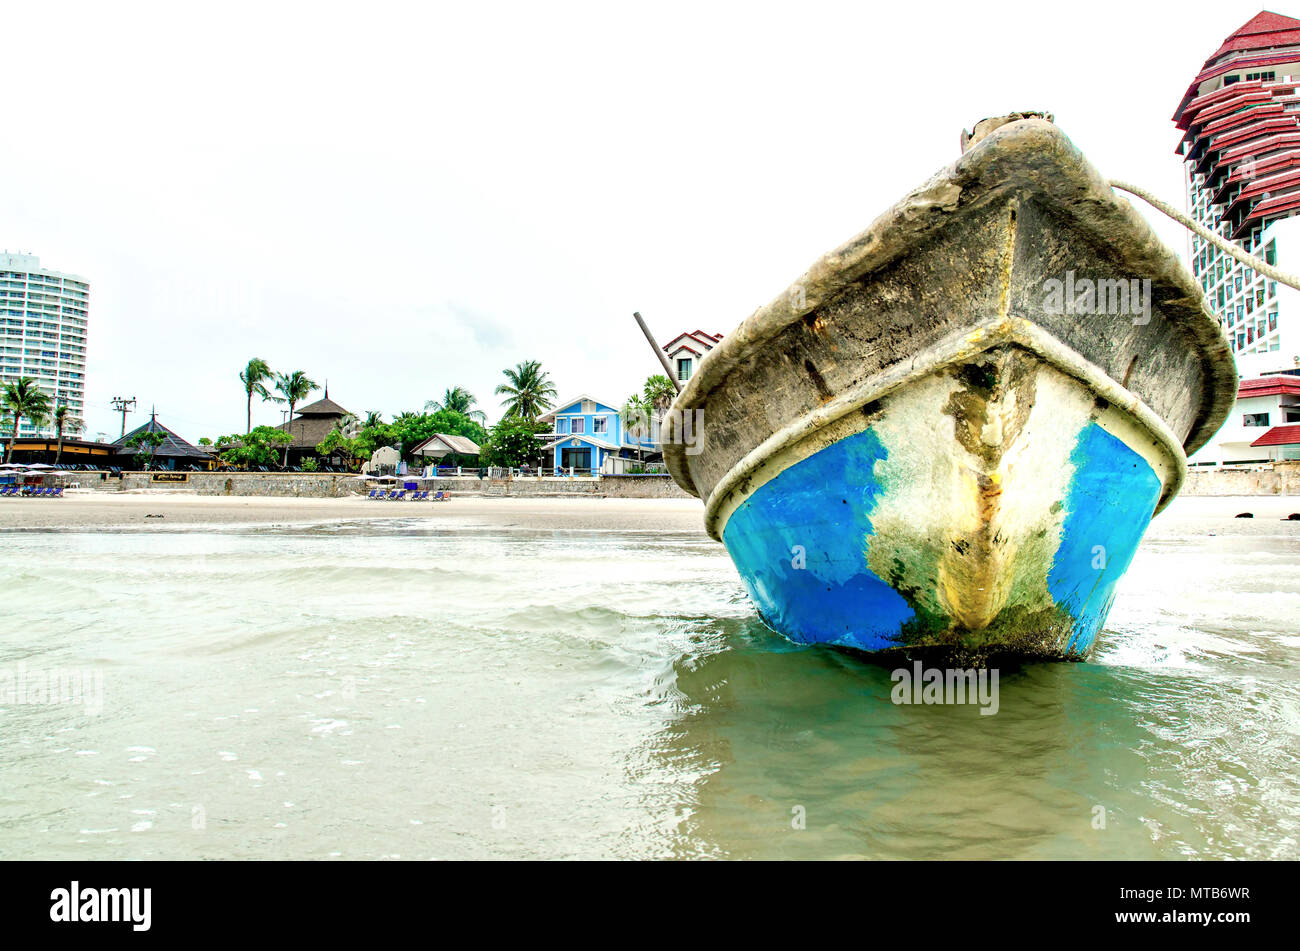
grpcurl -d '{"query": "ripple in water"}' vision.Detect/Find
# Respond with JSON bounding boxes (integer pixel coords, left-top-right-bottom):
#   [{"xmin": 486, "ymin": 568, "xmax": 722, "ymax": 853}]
[{"xmin": 0, "ymin": 518, "xmax": 1296, "ymax": 859}]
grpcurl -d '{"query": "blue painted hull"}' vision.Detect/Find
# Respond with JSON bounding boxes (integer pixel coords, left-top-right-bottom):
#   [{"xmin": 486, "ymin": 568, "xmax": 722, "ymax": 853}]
[{"xmin": 721, "ymin": 420, "xmax": 1163, "ymax": 659}]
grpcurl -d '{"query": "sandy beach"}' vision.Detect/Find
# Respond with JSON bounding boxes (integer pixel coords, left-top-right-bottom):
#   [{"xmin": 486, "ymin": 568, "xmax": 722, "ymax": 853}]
[
  {"xmin": 0, "ymin": 490, "xmax": 1295, "ymax": 536},
  {"xmin": 0, "ymin": 491, "xmax": 712, "ymax": 532}
]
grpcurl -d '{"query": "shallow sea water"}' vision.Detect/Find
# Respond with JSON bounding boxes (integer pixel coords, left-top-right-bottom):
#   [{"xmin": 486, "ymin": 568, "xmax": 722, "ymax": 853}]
[{"xmin": 1, "ymin": 515, "xmax": 1298, "ymax": 859}]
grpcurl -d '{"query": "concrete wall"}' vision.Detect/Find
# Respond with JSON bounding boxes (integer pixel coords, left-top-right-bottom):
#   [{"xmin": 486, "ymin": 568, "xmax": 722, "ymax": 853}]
[
  {"xmin": 102, "ymin": 471, "xmax": 694, "ymax": 499},
  {"xmin": 115, "ymin": 472, "xmax": 365, "ymax": 497},
  {"xmin": 1184, "ymin": 463, "xmax": 1300, "ymax": 497},
  {"xmin": 104, "ymin": 467, "xmax": 1297, "ymax": 500}
]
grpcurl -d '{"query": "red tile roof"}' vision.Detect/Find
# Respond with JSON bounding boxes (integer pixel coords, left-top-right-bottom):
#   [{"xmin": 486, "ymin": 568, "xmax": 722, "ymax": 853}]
[
  {"xmin": 1250, "ymin": 423, "xmax": 1300, "ymax": 446},
  {"xmin": 1238, "ymin": 376, "xmax": 1300, "ymax": 398},
  {"xmin": 1174, "ymin": 12, "xmax": 1300, "ymax": 124}
]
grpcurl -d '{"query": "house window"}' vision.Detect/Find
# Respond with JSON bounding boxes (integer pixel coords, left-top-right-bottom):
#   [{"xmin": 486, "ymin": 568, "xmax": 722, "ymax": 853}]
[
  {"xmin": 593, "ymin": 416, "xmax": 607, "ymax": 434},
  {"xmin": 556, "ymin": 418, "xmax": 568, "ymax": 434},
  {"xmin": 1243, "ymin": 412, "xmax": 1270, "ymax": 426},
  {"xmin": 677, "ymin": 357, "xmax": 692, "ymax": 381},
  {"xmin": 572, "ymin": 417, "xmax": 585, "ymax": 434}
]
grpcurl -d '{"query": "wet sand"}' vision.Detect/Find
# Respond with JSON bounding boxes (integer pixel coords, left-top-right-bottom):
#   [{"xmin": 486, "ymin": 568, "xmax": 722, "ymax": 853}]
[
  {"xmin": 0, "ymin": 490, "xmax": 1295, "ymax": 536},
  {"xmin": 0, "ymin": 492, "xmax": 711, "ymax": 533}
]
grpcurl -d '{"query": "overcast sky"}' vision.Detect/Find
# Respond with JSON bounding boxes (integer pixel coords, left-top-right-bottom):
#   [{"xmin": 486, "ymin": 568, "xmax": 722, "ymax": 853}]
[{"xmin": 0, "ymin": 0, "xmax": 1275, "ymax": 442}]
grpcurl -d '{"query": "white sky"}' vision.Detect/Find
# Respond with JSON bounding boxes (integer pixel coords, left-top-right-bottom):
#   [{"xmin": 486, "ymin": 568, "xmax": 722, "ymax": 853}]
[{"xmin": 0, "ymin": 0, "xmax": 1276, "ymax": 442}]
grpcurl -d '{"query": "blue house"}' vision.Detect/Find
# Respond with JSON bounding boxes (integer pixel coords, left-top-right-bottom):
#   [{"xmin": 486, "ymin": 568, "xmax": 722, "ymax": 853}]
[{"xmin": 537, "ymin": 394, "xmax": 659, "ymax": 474}]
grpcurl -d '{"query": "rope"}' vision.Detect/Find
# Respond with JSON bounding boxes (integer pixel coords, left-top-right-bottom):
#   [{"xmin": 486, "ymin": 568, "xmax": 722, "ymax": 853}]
[{"xmin": 1108, "ymin": 179, "xmax": 1300, "ymax": 292}]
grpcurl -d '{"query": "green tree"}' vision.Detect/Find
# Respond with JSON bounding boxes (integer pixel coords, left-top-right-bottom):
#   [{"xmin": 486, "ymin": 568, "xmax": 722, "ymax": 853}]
[
  {"xmin": 425, "ymin": 386, "xmax": 487, "ymax": 423},
  {"xmin": 271, "ymin": 370, "xmax": 319, "ymax": 466},
  {"xmin": 217, "ymin": 426, "xmax": 292, "ymax": 469},
  {"xmin": 125, "ymin": 430, "xmax": 167, "ymax": 470},
  {"xmin": 642, "ymin": 374, "xmax": 676, "ymax": 416},
  {"xmin": 53, "ymin": 404, "xmax": 83, "ymax": 465},
  {"xmin": 2, "ymin": 377, "xmax": 51, "ymax": 463},
  {"xmin": 316, "ymin": 428, "xmax": 364, "ymax": 470},
  {"xmin": 239, "ymin": 358, "xmax": 274, "ymax": 434},
  {"xmin": 494, "ymin": 360, "xmax": 556, "ymax": 420},
  {"xmin": 480, "ymin": 417, "xmax": 545, "ymax": 468}
]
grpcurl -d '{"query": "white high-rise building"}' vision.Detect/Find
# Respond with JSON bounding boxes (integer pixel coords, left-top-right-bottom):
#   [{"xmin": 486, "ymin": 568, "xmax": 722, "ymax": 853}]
[{"xmin": 0, "ymin": 252, "xmax": 90, "ymax": 437}]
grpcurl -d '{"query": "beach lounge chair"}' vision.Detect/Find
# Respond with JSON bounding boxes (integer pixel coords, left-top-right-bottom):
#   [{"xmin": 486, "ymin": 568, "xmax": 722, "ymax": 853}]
[
  {"xmin": 53, "ymin": 486, "xmax": 64, "ymax": 498},
  {"xmin": 367, "ymin": 489, "xmax": 379, "ymax": 500}
]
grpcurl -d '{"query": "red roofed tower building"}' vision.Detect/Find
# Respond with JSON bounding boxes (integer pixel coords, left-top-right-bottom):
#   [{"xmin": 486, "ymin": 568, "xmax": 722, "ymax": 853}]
[{"xmin": 1174, "ymin": 11, "xmax": 1300, "ymax": 381}]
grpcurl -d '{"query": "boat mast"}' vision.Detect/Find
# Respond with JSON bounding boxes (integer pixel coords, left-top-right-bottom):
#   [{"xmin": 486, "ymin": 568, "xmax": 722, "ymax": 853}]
[{"xmin": 632, "ymin": 311, "xmax": 682, "ymax": 394}]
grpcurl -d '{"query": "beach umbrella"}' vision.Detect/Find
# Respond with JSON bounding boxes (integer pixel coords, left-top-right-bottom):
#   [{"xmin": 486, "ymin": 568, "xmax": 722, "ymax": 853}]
[{"xmin": 24, "ymin": 462, "xmax": 52, "ymax": 469}]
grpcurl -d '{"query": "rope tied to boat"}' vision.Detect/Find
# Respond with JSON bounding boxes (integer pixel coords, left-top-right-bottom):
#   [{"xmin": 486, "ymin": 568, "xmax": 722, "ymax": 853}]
[{"xmin": 1108, "ymin": 179, "xmax": 1300, "ymax": 292}]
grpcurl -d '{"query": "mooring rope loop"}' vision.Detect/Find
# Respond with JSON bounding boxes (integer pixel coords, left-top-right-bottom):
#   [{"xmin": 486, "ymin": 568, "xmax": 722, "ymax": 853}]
[{"xmin": 1108, "ymin": 179, "xmax": 1300, "ymax": 292}]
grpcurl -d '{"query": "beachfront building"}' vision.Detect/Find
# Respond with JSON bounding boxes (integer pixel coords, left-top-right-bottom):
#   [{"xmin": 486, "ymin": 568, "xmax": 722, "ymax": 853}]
[
  {"xmin": 411, "ymin": 433, "xmax": 480, "ymax": 470},
  {"xmin": 276, "ymin": 391, "xmax": 354, "ymax": 467},
  {"xmin": 1192, "ymin": 374, "xmax": 1300, "ymax": 464},
  {"xmin": 114, "ymin": 412, "xmax": 214, "ymax": 471},
  {"xmin": 2, "ymin": 435, "xmax": 116, "ymax": 469},
  {"xmin": 662, "ymin": 330, "xmax": 723, "ymax": 384},
  {"xmin": 536, "ymin": 395, "xmax": 660, "ymax": 474},
  {"xmin": 0, "ymin": 252, "xmax": 90, "ymax": 437}
]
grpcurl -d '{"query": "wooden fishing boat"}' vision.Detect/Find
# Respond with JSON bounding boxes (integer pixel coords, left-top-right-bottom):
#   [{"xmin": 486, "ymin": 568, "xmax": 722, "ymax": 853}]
[{"xmin": 663, "ymin": 115, "xmax": 1236, "ymax": 662}]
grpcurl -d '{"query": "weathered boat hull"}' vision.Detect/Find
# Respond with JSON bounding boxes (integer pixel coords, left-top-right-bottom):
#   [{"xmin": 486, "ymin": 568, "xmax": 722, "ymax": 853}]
[{"xmin": 664, "ymin": 118, "xmax": 1236, "ymax": 662}]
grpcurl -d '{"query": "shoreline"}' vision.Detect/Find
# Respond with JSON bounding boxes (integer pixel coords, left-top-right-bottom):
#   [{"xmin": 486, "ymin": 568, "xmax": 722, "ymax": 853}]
[
  {"xmin": 0, "ymin": 493, "xmax": 713, "ymax": 532},
  {"xmin": 0, "ymin": 491, "xmax": 1296, "ymax": 534}
]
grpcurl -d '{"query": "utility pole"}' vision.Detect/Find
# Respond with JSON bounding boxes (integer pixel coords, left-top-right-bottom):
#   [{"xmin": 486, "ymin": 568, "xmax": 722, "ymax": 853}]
[{"xmin": 110, "ymin": 396, "xmax": 136, "ymax": 438}]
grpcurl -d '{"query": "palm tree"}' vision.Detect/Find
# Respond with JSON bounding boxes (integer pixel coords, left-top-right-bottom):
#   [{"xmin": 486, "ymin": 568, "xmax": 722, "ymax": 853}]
[
  {"xmin": 53, "ymin": 404, "xmax": 83, "ymax": 464},
  {"xmin": 336, "ymin": 413, "xmax": 360, "ymax": 438},
  {"xmin": 2, "ymin": 377, "xmax": 52, "ymax": 463},
  {"xmin": 363, "ymin": 411, "xmax": 384, "ymax": 430},
  {"xmin": 495, "ymin": 360, "xmax": 557, "ymax": 420},
  {"xmin": 643, "ymin": 374, "xmax": 676, "ymax": 415},
  {"xmin": 621, "ymin": 394, "xmax": 652, "ymax": 466},
  {"xmin": 425, "ymin": 386, "xmax": 487, "ymax": 422},
  {"xmin": 271, "ymin": 370, "xmax": 319, "ymax": 466},
  {"xmin": 240, "ymin": 358, "xmax": 273, "ymax": 434},
  {"xmin": 642, "ymin": 374, "xmax": 676, "ymax": 447}
]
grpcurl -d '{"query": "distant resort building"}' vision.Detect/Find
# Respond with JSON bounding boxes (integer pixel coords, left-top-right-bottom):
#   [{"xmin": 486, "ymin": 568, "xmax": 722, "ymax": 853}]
[
  {"xmin": 1191, "ymin": 374, "xmax": 1300, "ymax": 464},
  {"xmin": 662, "ymin": 329, "xmax": 723, "ymax": 383},
  {"xmin": 115, "ymin": 412, "xmax": 213, "ymax": 470},
  {"xmin": 0, "ymin": 251, "xmax": 90, "ymax": 438},
  {"xmin": 276, "ymin": 390, "xmax": 353, "ymax": 466},
  {"xmin": 536, "ymin": 395, "xmax": 660, "ymax": 474},
  {"xmin": 2, "ymin": 435, "xmax": 116, "ymax": 468}
]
